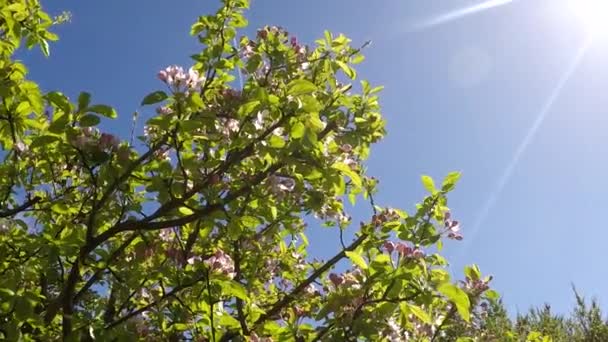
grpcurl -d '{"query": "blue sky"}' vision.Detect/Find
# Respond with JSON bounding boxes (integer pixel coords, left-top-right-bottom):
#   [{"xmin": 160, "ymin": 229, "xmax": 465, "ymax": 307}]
[{"xmin": 20, "ymin": 0, "xmax": 608, "ymax": 316}]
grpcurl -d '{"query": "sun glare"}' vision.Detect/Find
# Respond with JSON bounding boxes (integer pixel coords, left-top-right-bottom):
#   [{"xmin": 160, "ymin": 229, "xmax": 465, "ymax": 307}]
[{"xmin": 570, "ymin": 0, "xmax": 608, "ymax": 37}]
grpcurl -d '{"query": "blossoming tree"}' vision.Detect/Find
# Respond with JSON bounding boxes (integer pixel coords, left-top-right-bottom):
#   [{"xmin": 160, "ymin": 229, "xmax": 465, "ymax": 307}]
[{"xmin": 0, "ymin": 0, "xmax": 514, "ymax": 340}]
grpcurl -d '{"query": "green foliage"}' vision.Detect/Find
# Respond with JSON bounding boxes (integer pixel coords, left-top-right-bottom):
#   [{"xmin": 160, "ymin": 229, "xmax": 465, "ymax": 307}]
[{"xmin": 0, "ymin": 0, "xmax": 501, "ymax": 340}]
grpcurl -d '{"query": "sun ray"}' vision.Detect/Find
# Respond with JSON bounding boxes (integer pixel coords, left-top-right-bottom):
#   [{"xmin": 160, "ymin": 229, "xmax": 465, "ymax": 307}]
[
  {"xmin": 457, "ymin": 36, "xmax": 592, "ymax": 258},
  {"xmin": 411, "ymin": 0, "xmax": 515, "ymax": 31}
]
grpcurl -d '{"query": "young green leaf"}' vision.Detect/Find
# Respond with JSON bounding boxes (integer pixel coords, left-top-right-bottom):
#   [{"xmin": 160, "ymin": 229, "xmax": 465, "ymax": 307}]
[
  {"xmin": 79, "ymin": 114, "xmax": 100, "ymax": 127},
  {"xmin": 287, "ymin": 79, "xmax": 317, "ymax": 96},
  {"xmin": 46, "ymin": 91, "xmax": 72, "ymax": 113},
  {"xmin": 335, "ymin": 60, "xmax": 356, "ymax": 79},
  {"xmin": 78, "ymin": 92, "xmax": 91, "ymax": 111},
  {"xmin": 290, "ymin": 121, "xmax": 305, "ymax": 139},
  {"xmin": 438, "ymin": 283, "xmax": 471, "ymax": 322},
  {"xmin": 345, "ymin": 250, "xmax": 368, "ymax": 270},
  {"xmin": 141, "ymin": 91, "xmax": 168, "ymax": 106},
  {"xmin": 407, "ymin": 304, "xmax": 432, "ymax": 324},
  {"xmin": 421, "ymin": 175, "xmax": 437, "ymax": 194},
  {"xmin": 87, "ymin": 104, "xmax": 117, "ymax": 119}
]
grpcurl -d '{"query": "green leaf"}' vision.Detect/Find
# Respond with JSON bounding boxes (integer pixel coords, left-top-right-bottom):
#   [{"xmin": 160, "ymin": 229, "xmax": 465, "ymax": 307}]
[
  {"xmin": 78, "ymin": 92, "xmax": 91, "ymax": 111},
  {"xmin": 270, "ymin": 206, "xmax": 278, "ymax": 219},
  {"xmin": 335, "ymin": 61, "xmax": 356, "ymax": 79},
  {"xmin": 221, "ymin": 280, "xmax": 249, "ymax": 302},
  {"xmin": 218, "ymin": 314, "xmax": 241, "ymax": 328},
  {"xmin": 30, "ymin": 135, "xmax": 60, "ymax": 149},
  {"xmin": 351, "ymin": 54, "xmax": 365, "ymax": 64},
  {"xmin": 51, "ymin": 202, "xmax": 71, "ymax": 214},
  {"xmin": 173, "ymin": 323, "xmax": 189, "ymax": 331},
  {"xmin": 79, "ymin": 114, "xmax": 100, "ymax": 127},
  {"xmin": 345, "ymin": 250, "xmax": 368, "ymax": 270},
  {"xmin": 407, "ymin": 304, "xmax": 432, "ymax": 324},
  {"xmin": 442, "ymin": 171, "xmax": 462, "ymax": 192},
  {"xmin": 464, "ymin": 265, "xmax": 481, "ymax": 281},
  {"xmin": 178, "ymin": 207, "xmax": 194, "ymax": 215},
  {"xmin": 287, "ymin": 79, "xmax": 317, "ymax": 96},
  {"xmin": 87, "ymin": 104, "xmax": 117, "ymax": 119},
  {"xmin": 46, "ymin": 91, "xmax": 71, "ymax": 113},
  {"xmin": 141, "ymin": 91, "xmax": 168, "ymax": 106},
  {"xmin": 438, "ymin": 283, "xmax": 470, "ymax": 322},
  {"xmin": 189, "ymin": 92, "xmax": 204, "ymax": 108},
  {"xmin": 485, "ymin": 289, "xmax": 500, "ymax": 301},
  {"xmin": 240, "ymin": 216, "xmax": 260, "ymax": 228},
  {"xmin": 456, "ymin": 338, "xmax": 475, "ymax": 342},
  {"xmin": 0, "ymin": 288, "xmax": 15, "ymax": 297},
  {"xmin": 268, "ymin": 134, "xmax": 286, "ymax": 148},
  {"xmin": 237, "ymin": 100, "xmax": 260, "ymax": 117},
  {"xmin": 290, "ymin": 121, "xmax": 305, "ymax": 139},
  {"xmin": 306, "ymin": 112, "xmax": 326, "ymax": 132},
  {"xmin": 40, "ymin": 39, "xmax": 50, "ymax": 57},
  {"xmin": 332, "ymin": 162, "xmax": 362, "ymax": 188},
  {"xmin": 421, "ymin": 175, "xmax": 437, "ymax": 194}
]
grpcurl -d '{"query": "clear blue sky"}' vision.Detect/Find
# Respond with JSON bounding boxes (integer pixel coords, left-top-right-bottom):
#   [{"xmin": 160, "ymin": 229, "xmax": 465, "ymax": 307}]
[{"xmin": 20, "ymin": 0, "xmax": 608, "ymax": 316}]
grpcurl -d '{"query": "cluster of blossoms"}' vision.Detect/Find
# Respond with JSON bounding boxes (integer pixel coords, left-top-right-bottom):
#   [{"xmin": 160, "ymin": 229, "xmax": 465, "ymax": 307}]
[
  {"xmin": 322, "ymin": 136, "xmax": 360, "ymax": 173},
  {"xmin": 250, "ymin": 332, "xmax": 273, "ymax": 342},
  {"xmin": 383, "ymin": 317, "xmax": 408, "ymax": 341},
  {"xmin": 288, "ymin": 36, "xmax": 308, "ymax": 66},
  {"xmin": 303, "ymin": 283, "xmax": 318, "ymax": 296},
  {"xmin": 204, "ymin": 249, "xmax": 235, "ymax": 279},
  {"xmin": 372, "ymin": 207, "xmax": 402, "ymax": 227},
  {"xmin": 157, "ymin": 65, "xmax": 203, "ymax": 93},
  {"xmin": 315, "ymin": 199, "xmax": 351, "ymax": 226},
  {"xmin": 216, "ymin": 117, "xmax": 240, "ymax": 137},
  {"xmin": 156, "ymin": 105, "xmax": 173, "ymax": 115},
  {"xmin": 460, "ymin": 275, "xmax": 492, "ymax": 295},
  {"xmin": 328, "ymin": 268, "xmax": 364, "ymax": 291},
  {"xmin": 239, "ymin": 39, "xmax": 256, "ymax": 59},
  {"xmin": 13, "ymin": 141, "xmax": 28, "ymax": 155},
  {"xmin": 0, "ymin": 220, "xmax": 9, "ymax": 233},
  {"xmin": 444, "ymin": 211, "xmax": 463, "ymax": 240},
  {"xmin": 267, "ymin": 175, "xmax": 296, "ymax": 196},
  {"xmin": 382, "ymin": 241, "xmax": 426, "ymax": 259},
  {"xmin": 69, "ymin": 127, "xmax": 128, "ymax": 160}
]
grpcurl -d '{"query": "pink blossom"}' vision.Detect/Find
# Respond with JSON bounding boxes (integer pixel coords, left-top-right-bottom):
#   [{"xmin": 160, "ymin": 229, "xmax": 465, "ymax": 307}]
[
  {"xmin": 257, "ymin": 28, "xmax": 268, "ymax": 40},
  {"xmin": 250, "ymin": 332, "xmax": 273, "ymax": 342},
  {"xmin": 448, "ymin": 232, "xmax": 463, "ymax": 241},
  {"xmin": 216, "ymin": 118, "xmax": 240, "ymax": 136},
  {"xmin": 204, "ymin": 250, "xmax": 235, "ymax": 279},
  {"xmin": 253, "ymin": 110, "xmax": 268, "ymax": 130},
  {"xmin": 82, "ymin": 127, "xmax": 98, "ymax": 137},
  {"xmin": 72, "ymin": 135, "xmax": 91, "ymax": 149},
  {"xmin": 156, "ymin": 106, "xmax": 173, "ymax": 115},
  {"xmin": 396, "ymin": 243, "xmax": 413, "ymax": 257},
  {"xmin": 186, "ymin": 67, "xmax": 201, "ymax": 89},
  {"xmin": 14, "ymin": 141, "xmax": 28, "ymax": 154},
  {"xmin": 187, "ymin": 255, "xmax": 202, "ymax": 265},
  {"xmin": 383, "ymin": 241, "xmax": 396, "ymax": 254},
  {"xmin": 303, "ymin": 283, "xmax": 317, "ymax": 296},
  {"xmin": 99, "ymin": 133, "xmax": 120, "ymax": 150},
  {"xmin": 241, "ymin": 43, "xmax": 255, "ymax": 58},
  {"xmin": 412, "ymin": 249, "xmax": 425, "ymax": 259},
  {"xmin": 268, "ymin": 175, "xmax": 295, "ymax": 194},
  {"xmin": 329, "ymin": 273, "xmax": 344, "ymax": 287},
  {"xmin": 158, "ymin": 65, "xmax": 202, "ymax": 92},
  {"xmin": 340, "ymin": 144, "xmax": 353, "ymax": 153},
  {"xmin": 159, "ymin": 228, "xmax": 173, "ymax": 242},
  {"xmin": 117, "ymin": 147, "xmax": 131, "ymax": 163}
]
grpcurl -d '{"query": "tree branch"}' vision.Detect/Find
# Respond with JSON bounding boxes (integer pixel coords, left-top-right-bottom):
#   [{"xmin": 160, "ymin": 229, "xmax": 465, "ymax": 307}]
[{"xmin": 0, "ymin": 196, "xmax": 41, "ymax": 218}]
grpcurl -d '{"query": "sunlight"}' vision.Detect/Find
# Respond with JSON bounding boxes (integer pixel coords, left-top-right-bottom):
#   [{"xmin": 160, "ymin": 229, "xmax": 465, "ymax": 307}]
[
  {"xmin": 569, "ymin": 0, "xmax": 608, "ymax": 38},
  {"xmin": 457, "ymin": 36, "xmax": 592, "ymax": 256},
  {"xmin": 412, "ymin": 0, "xmax": 514, "ymax": 31}
]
